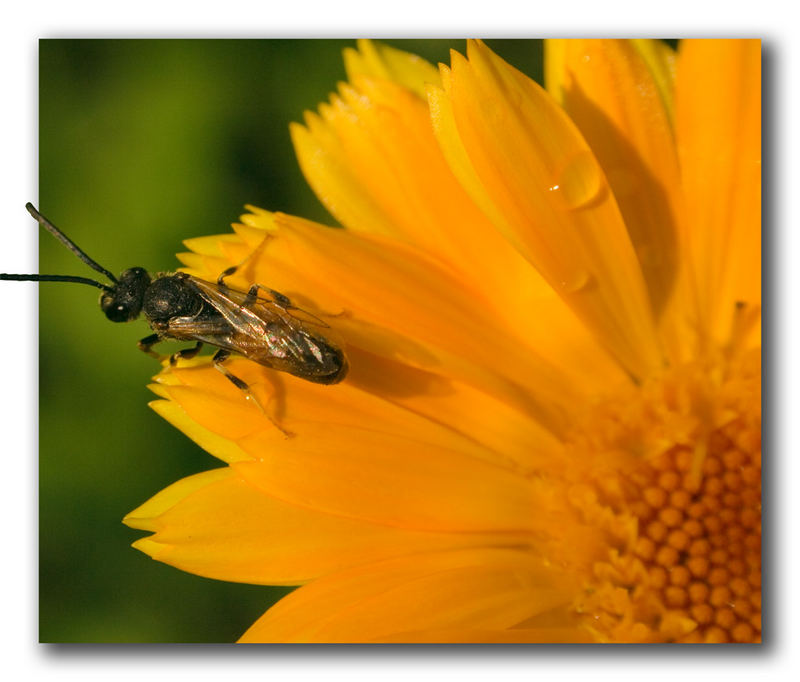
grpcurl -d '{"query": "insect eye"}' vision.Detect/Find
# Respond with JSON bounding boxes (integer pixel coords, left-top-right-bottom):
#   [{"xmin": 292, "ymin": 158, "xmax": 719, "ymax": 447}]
[
  {"xmin": 99, "ymin": 267, "xmax": 150, "ymax": 323},
  {"xmin": 101, "ymin": 295, "xmax": 134, "ymax": 322}
]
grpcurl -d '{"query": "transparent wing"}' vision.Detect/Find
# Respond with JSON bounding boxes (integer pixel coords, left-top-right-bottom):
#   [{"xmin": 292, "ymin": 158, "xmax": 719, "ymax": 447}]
[
  {"xmin": 188, "ymin": 277, "xmax": 286, "ymax": 336},
  {"xmin": 163, "ymin": 315, "xmax": 242, "ymax": 354},
  {"xmin": 185, "ymin": 276, "xmax": 338, "ymax": 371}
]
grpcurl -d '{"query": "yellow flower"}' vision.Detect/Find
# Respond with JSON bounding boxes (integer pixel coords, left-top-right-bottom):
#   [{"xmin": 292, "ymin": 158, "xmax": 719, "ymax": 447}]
[{"xmin": 123, "ymin": 39, "xmax": 761, "ymax": 643}]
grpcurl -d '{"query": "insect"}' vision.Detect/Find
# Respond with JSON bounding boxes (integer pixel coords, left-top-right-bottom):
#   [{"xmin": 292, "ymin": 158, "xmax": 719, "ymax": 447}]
[{"xmin": 1, "ymin": 203, "xmax": 348, "ymax": 413}]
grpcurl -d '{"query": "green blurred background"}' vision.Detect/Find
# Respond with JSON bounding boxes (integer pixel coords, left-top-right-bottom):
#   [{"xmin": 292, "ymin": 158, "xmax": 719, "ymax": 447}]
[{"xmin": 38, "ymin": 39, "xmax": 544, "ymax": 642}]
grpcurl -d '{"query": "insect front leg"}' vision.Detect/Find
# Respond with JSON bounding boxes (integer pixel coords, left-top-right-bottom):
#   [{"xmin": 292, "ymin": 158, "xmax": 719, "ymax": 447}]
[
  {"xmin": 212, "ymin": 349, "xmax": 293, "ymax": 438},
  {"xmin": 243, "ymin": 283, "xmax": 291, "ymax": 308},
  {"xmin": 138, "ymin": 333, "xmax": 163, "ymax": 359},
  {"xmin": 218, "ymin": 264, "xmax": 291, "ymax": 308},
  {"xmin": 216, "ymin": 234, "xmax": 272, "ymax": 291},
  {"xmin": 216, "ymin": 265, "xmax": 238, "ymax": 290}
]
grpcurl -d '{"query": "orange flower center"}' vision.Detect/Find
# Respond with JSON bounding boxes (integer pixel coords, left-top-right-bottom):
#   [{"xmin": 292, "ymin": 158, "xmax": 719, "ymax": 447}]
[{"xmin": 564, "ymin": 352, "xmax": 761, "ymax": 642}]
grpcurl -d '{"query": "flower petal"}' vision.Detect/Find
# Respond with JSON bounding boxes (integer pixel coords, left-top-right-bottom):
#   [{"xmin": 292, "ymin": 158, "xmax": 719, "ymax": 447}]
[
  {"xmin": 547, "ymin": 40, "xmax": 682, "ymax": 322},
  {"xmin": 123, "ymin": 467, "xmax": 231, "ymax": 531},
  {"xmin": 147, "ymin": 393, "xmax": 252, "ymax": 464},
  {"xmin": 544, "ymin": 39, "xmax": 677, "ymax": 125},
  {"xmin": 630, "ymin": 39, "xmax": 677, "ymax": 121},
  {"xmin": 238, "ymin": 548, "xmax": 580, "ymax": 642},
  {"xmin": 183, "ymin": 208, "xmax": 585, "ymax": 436},
  {"xmin": 291, "ymin": 54, "xmax": 623, "ymax": 394},
  {"xmin": 231, "ymin": 433, "xmax": 537, "ymax": 533},
  {"xmin": 342, "ymin": 39, "xmax": 441, "ymax": 99},
  {"xmin": 155, "ymin": 353, "xmax": 561, "ymax": 473},
  {"xmin": 184, "ymin": 211, "xmax": 629, "ymax": 405},
  {"xmin": 674, "ymin": 39, "xmax": 761, "ymax": 348},
  {"xmin": 547, "ymin": 39, "xmax": 676, "ymax": 141},
  {"xmin": 428, "ymin": 70, "xmax": 629, "ymax": 395},
  {"xmin": 150, "ymin": 369, "xmax": 272, "ymax": 452},
  {"xmin": 291, "ymin": 69, "xmax": 556, "ymax": 336},
  {"xmin": 339, "ymin": 346, "xmax": 562, "ymax": 468},
  {"xmin": 371, "ymin": 627, "xmax": 594, "ymax": 643},
  {"xmin": 125, "ymin": 468, "xmax": 501, "ymax": 586},
  {"xmin": 433, "ymin": 40, "xmax": 663, "ymax": 379}
]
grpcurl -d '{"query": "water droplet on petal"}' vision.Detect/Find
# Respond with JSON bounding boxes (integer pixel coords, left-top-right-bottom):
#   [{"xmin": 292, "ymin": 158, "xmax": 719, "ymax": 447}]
[
  {"xmin": 550, "ymin": 150, "xmax": 606, "ymax": 211},
  {"xmin": 557, "ymin": 270, "xmax": 596, "ymax": 294}
]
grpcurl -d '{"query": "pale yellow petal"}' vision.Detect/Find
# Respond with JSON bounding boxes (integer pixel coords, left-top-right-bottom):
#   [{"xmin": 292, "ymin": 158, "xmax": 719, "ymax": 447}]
[
  {"xmin": 126, "ymin": 469, "xmax": 501, "ymax": 586},
  {"xmin": 543, "ymin": 39, "xmax": 568, "ymax": 103},
  {"xmin": 123, "ymin": 468, "xmax": 231, "ymax": 531},
  {"xmin": 631, "ymin": 39, "xmax": 677, "ymax": 121},
  {"xmin": 343, "ymin": 39, "xmax": 441, "ymax": 99},
  {"xmin": 148, "ymin": 397, "xmax": 251, "ymax": 464}
]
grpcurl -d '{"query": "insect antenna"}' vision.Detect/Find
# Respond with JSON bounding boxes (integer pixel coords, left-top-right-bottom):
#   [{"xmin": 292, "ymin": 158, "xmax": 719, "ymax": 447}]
[
  {"xmin": 0, "ymin": 204, "xmax": 119, "ymax": 292},
  {"xmin": 0, "ymin": 272, "xmax": 113, "ymax": 292},
  {"xmin": 24, "ymin": 203, "xmax": 119, "ymax": 284}
]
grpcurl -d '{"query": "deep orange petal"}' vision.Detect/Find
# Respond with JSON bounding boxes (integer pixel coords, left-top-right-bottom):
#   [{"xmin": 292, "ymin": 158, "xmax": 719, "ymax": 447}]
[
  {"xmin": 294, "ymin": 46, "xmax": 630, "ymax": 397},
  {"xmin": 238, "ymin": 548, "xmax": 581, "ymax": 642},
  {"xmin": 292, "ymin": 72, "xmax": 568, "ymax": 355},
  {"xmin": 371, "ymin": 627, "xmax": 595, "ymax": 643},
  {"xmin": 153, "ymin": 352, "xmax": 562, "ymax": 473},
  {"xmin": 186, "ymin": 214, "xmax": 628, "ymax": 405},
  {"xmin": 152, "ymin": 361, "xmax": 557, "ymax": 542},
  {"xmin": 231, "ymin": 437, "xmax": 537, "ymax": 533},
  {"xmin": 674, "ymin": 39, "xmax": 761, "ymax": 351},
  {"xmin": 549, "ymin": 41, "xmax": 685, "ymax": 338},
  {"xmin": 433, "ymin": 40, "xmax": 663, "ymax": 380},
  {"xmin": 429, "ymin": 65, "xmax": 629, "ymax": 396},
  {"xmin": 179, "ymin": 208, "xmax": 584, "ymax": 436}
]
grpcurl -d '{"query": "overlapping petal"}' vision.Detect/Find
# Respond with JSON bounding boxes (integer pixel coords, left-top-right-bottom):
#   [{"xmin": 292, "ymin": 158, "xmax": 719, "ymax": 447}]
[
  {"xmin": 430, "ymin": 40, "xmax": 663, "ymax": 380},
  {"xmin": 674, "ymin": 39, "xmax": 761, "ymax": 351},
  {"xmin": 548, "ymin": 40, "xmax": 677, "ymax": 121},
  {"xmin": 544, "ymin": 40, "xmax": 684, "ymax": 332},
  {"xmin": 124, "ymin": 469, "xmax": 509, "ymax": 586},
  {"xmin": 342, "ymin": 38, "xmax": 441, "ymax": 99},
  {"xmin": 126, "ymin": 39, "xmax": 761, "ymax": 644},
  {"xmin": 293, "ymin": 42, "xmax": 629, "ymax": 398},
  {"xmin": 370, "ymin": 627, "xmax": 595, "ymax": 643},
  {"xmin": 150, "ymin": 354, "xmax": 563, "ymax": 474},
  {"xmin": 238, "ymin": 548, "xmax": 582, "ymax": 642},
  {"xmin": 147, "ymin": 363, "xmax": 554, "ymax": 534},
  {"xmin": 180, "ymin": 208, "xmax": 587, "ymax": 436}
]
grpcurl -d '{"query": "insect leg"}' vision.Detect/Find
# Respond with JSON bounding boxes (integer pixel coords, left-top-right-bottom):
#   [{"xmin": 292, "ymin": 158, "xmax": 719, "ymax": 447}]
[
  {"xmin": 216, "ymin": 233, "xmax": 273, "ymax": 290},
  {"xmin": 212, "ymin": 349, "xmax": 248, "ymax": 389},
  {"xmin": 138, "ymin": 333, "xmax": 163, "ymax": 359},
  {"xmin": 217, "ymin": 262, "xmax": 291, "ymax": 308},
  {"xmin": 242, "ymin": 283, "xmax": 291, "ymax": 308},
  {"xmin": 216, "ymin": 265, "xmax": 238, "ymax": 290},
  {"xmin": 212, "ymin": 349, "xmax": 293, "ymax": 438},
  {"xmin": 216, "ymin": 255, "xmax": 290, "ymax": 308},
  {"xmin": 169, "ymin": 341, "xmax": 204, "ymax": 366}
]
